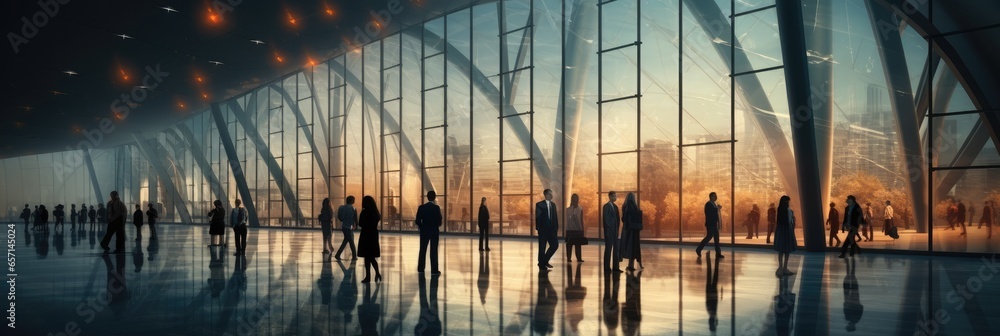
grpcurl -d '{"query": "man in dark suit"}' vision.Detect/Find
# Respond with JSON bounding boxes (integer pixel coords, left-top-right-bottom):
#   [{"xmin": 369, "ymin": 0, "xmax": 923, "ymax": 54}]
[
  {"xmin": 415, "ymin": 191, "xmax": 442, "ymax": 274},
  {"xmin": 602, "ymin": 191, "xmax": 622, "ymax": 273},
  {"xmin": 839, "ymin": 195, "xmax": 864, "ymax": 258},
  {"xmin": 535, "ymin": 189, "xmax": 559, "ymax": 271},
  {"xmin": 695, "ymin": 192, "xmax": 724, "ymax": 259}
]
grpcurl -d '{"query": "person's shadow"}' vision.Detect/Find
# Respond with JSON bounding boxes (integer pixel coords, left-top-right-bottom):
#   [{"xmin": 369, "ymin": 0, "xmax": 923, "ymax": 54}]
[
  {"xmin": 132, "ymin": 240, "xmax": 144, "ymax": 273},
  {"xmin": 337, "ymin": 260, "xmax": 358, "ymax": 327},
  {"xmin": 843, "ymin": 257, "xmax": 863, "ymax": 332},
  {"xmin": 101, "ymin": 252, "xmax": 129, "ymax": 315},
  {"xmin": 532, "ymin": 270, "xmax": 557, "ymax": 335},
  {"xmin": 414, "ymin": 274, "xmax": 442, "ymax": 335},
  {"xmin": 317, "ymin": 257, "xmax": 334, "ymax": 305},
  {"xmin": 477, "ymin": 253, "xmax": 489, "ymax": 305},
  {"xmin": 358, "ymin": 282, "xmax": 381, "ymax": 335},
  {"xmin": 564, "ymin": 263, "xmax": 587, "ymax": 335},
  {"xmin": 602, "ymin": 273, "xmax": 621, "ymax": 333},
  {"xmin": 622, "ymin": 270, "xmax": 642, "ymax": 335},
  {"xmin": 147, "ymin": 238, "xmax": 159, "ymax": 262},
  {"xmin": 53, "ymin": 225, "xmax": 65, "ymax": 255},
  {"xmin": 773, "ymin": 272, "xmax": 796, "ymax": 335},
  {"xmin": 705, "ymin": 255, "xmax": 721, "ymax": 332},
  {"xmin": 33, "ymin": 229, "xmax": 49, "ymax": 258}
]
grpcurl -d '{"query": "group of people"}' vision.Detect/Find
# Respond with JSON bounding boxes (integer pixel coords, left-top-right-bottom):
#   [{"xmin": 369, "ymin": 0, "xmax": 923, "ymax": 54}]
[
  {"xmin": 946, "ymin": 199, "xmax": 994, "ymax": 238},
  {"xmin": 826, "ymin": 200, "xmax": 898, "ymax": 246},
  {"xmin": 18, "ymin": 196, "xmax": 160, "ymax": 251}
]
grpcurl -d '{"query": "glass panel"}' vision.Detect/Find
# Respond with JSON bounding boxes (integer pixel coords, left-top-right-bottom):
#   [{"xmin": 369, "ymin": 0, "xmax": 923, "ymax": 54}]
[
  {"xmin": 424, "ymin": 88, "xmax": 445, "ymax": 127},
  {"xmin": 601, "ymin": 98, "xmax": 640, "ymax": 153},
  {"xmin": 502, "ymin": 114, "xmax": 531, "ymax": 160},
  {"xmin": 735, "ymin": 0, "xmax": 775, "ymax": 13},
  {"xmin": 600, "ymin": 0, "xmax": 638, "ymax": 49},
  {"xmin": 601, "ymin": 47, "xmax": 639, "ymax": 100},
  {"xmin": 601, "ymin": 152, "xmax": 638, "ymax": 192},
  {"xmin": 681, "ymin": 143, "xmax": 733, "ymax": 244},
  {"xmin": 733, "ymin": 8, "xmax": 783, "ymax": 73},
  {"xmin": 383, "ymin": 66, "xmax": 400, "ymax": 100},
  {"xmin": 500, "ymin": 196, "xmax": 532, "ymax": 235},
  {"xmin": 502, "ymin": 160, "xmax": 532, "ymax": 195},
  {"xmin": 504, "ymin": 0, "xmax": 531, "ymax": 31},
  {"xmin": 424, "ymin": 127, "xmax": 445, "ymax": 168},
  {"xmin": 932, "ymin": 168, "xmax": 997, "ymax": 253}
]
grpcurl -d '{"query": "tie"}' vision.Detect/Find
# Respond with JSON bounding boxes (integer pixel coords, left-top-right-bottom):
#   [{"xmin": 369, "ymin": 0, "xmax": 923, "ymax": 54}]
[{"xmin": 546, "ymin": 201, "xmax": 551, "ymax": 224}]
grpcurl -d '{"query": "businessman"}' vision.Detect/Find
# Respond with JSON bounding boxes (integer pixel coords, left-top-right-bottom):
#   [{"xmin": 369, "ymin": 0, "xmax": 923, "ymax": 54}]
[
  {"xmin": 695, "ymin": 192, "xmax": 724, "ymax": 259},
  {"xmin": 416, "ymin": 191, "xmax": 443, "ymax": 274},
  {"xmin": 603, "ymin": 191, "xmax": 622, "ymax": 273},
  {"xmin": 535, "ymin": 189, "xmax": 559, "ymax": 271}
]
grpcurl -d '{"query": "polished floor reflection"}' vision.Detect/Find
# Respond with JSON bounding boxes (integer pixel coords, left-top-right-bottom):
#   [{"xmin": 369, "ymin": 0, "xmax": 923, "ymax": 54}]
[{"xmin": 12, "ymin": 224, "xmax": 1000, "ymax": 335}]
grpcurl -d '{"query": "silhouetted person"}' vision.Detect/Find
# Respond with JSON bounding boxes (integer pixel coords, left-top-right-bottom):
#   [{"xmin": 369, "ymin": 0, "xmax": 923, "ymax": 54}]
[
  {"xmin": 826, "ymin": 202, "xmax": 841, "ymax": 247},
  {"xmin": 358, "ymin": 282, "xmax": 381, "ymax": 335},
  {"xmin": 78, "ymin": 204, "xmax": 87, "ymax": 232},
  {"xmin": 70, "ymin": 204, "xmax": 77, "ymax": 229},
  {"xmin": 564, "ymin": 263, "xmax": 587, "ymax": 335},
  {"xmin": 863, "ymin": 203, "xmax": 874, "ymax": 242},
  {"xmin": 535, "ymin": 189, "xmax": 559, "ymax": 271},
  {"xmin": 20, "ymin": 204, "xmax": 30, "ymax": 228},
  {"xmin": 565, "ymin": 193, "xmax": 586, "ymax": 262},
  {"xmin": 97, "ymin": 203, "xmax": 107, "ymax": 227},
  {"xmin": 415, "ymin": 274, "xmax": 442, "ymax": 335},
  {"xmin": 706, "ymin": 256, "xmax": 721, "ymax": 332},
  {"xmin": 957, "ymin": 200, "xmax": 967, "ymax": 236},
  {"xmin": 968, "ymin": 203, "xmax": 976, "ymax": 227},
  {"xmin": 319, "ymin": 198, "xmax": 335, "ymax": 254},
  {"xmin": 30, "ymin": 206, "xmax": 37, "ymax": 229},
  {"xmin": 532, "ymin": 271, "xmax": 557, "ymax": 335},
  {"xmin": 32, "ymin": 227, "xmax": 48, "ymax": 257},
  {"xmin": 773, "ymin": 274, "xmax": 796, "ymax": 335},
  {"xmin": 774, "ymin": 195, "xmax": 796, "ymax": 276},
  {"xmin": 602, "ymin": 273, "xmax": 621, "ymax": 333},
  {"xmin": 603, "ymin": 191, "xmax": 623, "ymax": 273},
  {"xmin": 88, "ymin": 205, "xmax": 97, "ymax": 229},
  {"xmin": 146, "ymin": 203, "xmax": 158, "ymax": 240},
  {"xmin": 336, "ymin": 260, "xmax": 358, "ymax": 327},
  {"xmin": 843, "ymin": 257, "xmax": 863, "ymax": 332},
  {"xmin": 696, "ymin": 192, "xmax": 724, "ymax": 259},
  {"xmin": 208, "ymin": 238, "xmax": 226, "ymax": 298},
  {"xmin": 745, "ymin": 204, "xmax": 761, "ymax": 239},
  {"xmin": 53, "ymin": 204, "xmax": 64, "ymax": 230},
  {"xmin": 230, "ymin": 199, "xmax": 248, "ymax": 255},
  {"xmin": 980, "ymin": 201, "xmax": 993, "ymax": 240},
  {"xmin": 335, "ymin": 196, "xmax": 358, "ymax": 261},
  {"xmin": 53, "ymin": 222, "xmax": 65, "ymax": 255},
  {"xmin": 766, "ymin": 203, "xmax": 777, "ymax": 244},
  {"xmin": 620, "ymin": 193, "xmax": 644, "ymax": 271},
  {"xmin": 883, "ymin": 200, "xmax": 894, "ymax": 234},
  {"xmin": 132, "ymin": 204, "xmax": 143, "ymax": 241},
  {"xmin": 478, "ymin": 197, "xmax": 491, "ymax": 251},
  {"xmin": 415, "ymin": 191, "xmax": 442, "ymax": 274},
  {"xmin": 358, "ymin": 196, "xmax": 382, "ymax": 283},
  {"xmin": 622, "ymin": 270, "xmax": 642, "ymax": 336},
  {"xmin": 100, "ymin": 191, "xmax": 127, "ymax": 253},
  {"xmin": 839, "ymin": 196, "xmax": 864, "ymax": 258},
  {"xmin": 207, "ymin": 200, "xmax": 226, "ymax": 246},
  {"xmin": 34, "ymin": 205, "xmax": 47, "ymax": 232}
]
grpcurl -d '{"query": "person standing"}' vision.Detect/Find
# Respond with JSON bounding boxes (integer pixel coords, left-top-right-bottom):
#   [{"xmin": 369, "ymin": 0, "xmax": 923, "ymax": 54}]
[
  {"xmin": 132, "ymin": 204, "xmax": 143, "ymax": 241},
  {"xmin": 603, "ymin": 191, "xmax": 622, "ymax": 273},
  {"xmin": 79, "ymin": 204, "xmax": 87, "ymax": 231},
  {"xmin": 36, "ymin": 205, "xmax": 48, "ymax": 232},
  {"xmin": 358, "ymin": 196, "xmax": 382, "ymax": 283},
  {"xmin": 534, "ymin": 189, "xmax": 559, "ymax": 271},
  {"xmin": 980, "ymin": 201, "xmax": 993, "ymax": 239},
  {"xmin": 146, "ymin": 203, "xmax": 158, "ymax": 240},
  {"xmin": 20, "ymin": 204, "xmax": 30, "ymax": 228},
  {"xmin": 957, "ymin": 200, "xmax": 968, "ymax": 236},
  {"xmin": 415, "ymin": 191, "xmax": 442, "ymax": 274},
  {"xmin": 89, "ymin": 205, "xmax": 97, "ymax": 229},
  {"xmin": 335, "ymin": 196, "xmax": 359, "ymax": 261},
  {"xmin": 97, "ymin": 204, "xmax": 107, "ymax": 227},
  {"xmin": 319, "ymin": 198, "xmax": 335, "ymax": 254},
  {"xmin": 883, "ymin": 200, "xmax": 894, "ymax": 235},
  {"xmin": 564, "ymin": 194, "xmax": 586, "ymax": 263},
  {"xmin": 968, "ymin": 203, "xmax": 976, "ymax": 227},
  {"xmin": 839, "ymin": 196, "xmax": 864, "ymax": 258},
  {"xmin": 230, "ymin": 199, "xmax": 248, "ymax": 255},
  {"xmin": 100, "ymin": 191, "xmax": 128, "ymax": 253},
  {"xmin": 620, "ymin": 193, "xmax": 644, "ymax": 271},
  {"xmin": 207, "ymin": 200, "xmax": 226, "ymax": 247},
  {"xmin": 70, "ymin": 204, "xmax": 77, "ymax": 229},
  {"xmin": 766, "ymin": 203, "xmax": 777, "ymax": 244},
  {"xmin": 863, "ymin": 203, "xmax": 874, "ymax": 242},
  {"xmin": 827, "ymin": 202, "xmax": 842, "ymax": 247},
  {"xmin": 745, "ymin": 204, "xmax": 761, "ymax": 239},
  {"xmin": 774, "ymin": 195, "xmax": 796, "ymax": 276},
  {"xmin": 53, "ymin": 204, "xmax": 65, "ymax": 230},
  {"xmin": 695, "ymin": 192, "xmax": 724, "ymax": 259},
  {"xmin": 478, "ymin": 197, "xmax": 491, "ymax": 252}
]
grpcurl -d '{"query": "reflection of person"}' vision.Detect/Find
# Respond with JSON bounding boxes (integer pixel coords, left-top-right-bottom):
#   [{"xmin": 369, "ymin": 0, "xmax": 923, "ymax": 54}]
[
  {"xmin": 100, "ymin": 191, "xmax": 128, "ymax": 253},
  {"xmin": 101, "ymin": 252, "xmax": 129, "ymax": 315},
  {"xmin": 207, "ymin": 200, "xmax": 226, "ymax": 247},
  {"xmin": 603, "ymin": 191, "xmax": 622, "ymax": 273},
  {"xmin": 478, "ymin": 197, "xmax": 491, "ymax": 251},
  {"xmin": 358, "ymin": 196, "xmax": 382, "ymax": 283},
  {"xmin": 335, "ymin": 196, "xmax": 359, "ymax": 261},
  {"xmin": 696, "ymin": 192, "xmax": 724, "ymax": 259},
  {"xmin": 979, "ymin": 201, "xmax": 993, "ymax": 239},
  {"xmin": 132, "ymin": 204, "xmax": 143, "ymax": 241},
  {"xmin": 565, "ymin": 194, "xmax": 586, "ymax": 263},
  {"xmin": 773, "ymin": 274, "xmax": 796, "ymax": 336},
  {"xmin": 843, "ymin": 257, "xmax": 864, "ymax": 332},
  {"xmin": 317, "ymin": 257, "xmax": 334, "ymax": 305},
  {"xmin": 622, "ymin": 270, "xmax": 642, "ymax": 336},
  {"xmin": 620, "ymin": 193, "xmax": 643, "ymax": 271},
  {"xmin": 336, "ymin": 260, "xmax": 358, "ymax": 328},
  {"xmin": 839, "ymin": 196, "xmax": 864, "ymax": 258},
  {"xmin": 602, "ymin": 273, "xmax": 620, "ymax": 333},
  {"xmin": 535, "ymin": 189, "xmax": 559, "ymax": 271},
  {"xmin": 415, "ymin": 275, "xmax": 442, "ymax": 335},
  {"xmin": 416, "ymin": 191, "xmax": 442, "ymax": 274},
  {"xmin": 477, "ymin": 253, "xmax": 489, "ymax": 305},
  {"xmin": 229, "ymin": 199, "xmax": 248, "ymax": 256},
  {"xmin": 533, "ymin": 272, "xmax": 558, "ymax": 335},
  {"xmin": 319, "ymin": 198, "xmax": 335, "ymax": 254},
  {"xmin": 774, "ymin": 195, "xmax": 796, "ymax": 276},
  {"xmin": 564, "ymin": 263, "xmax": 586, "ymax": 335},
  {"xmin": 146, "ymin": 203, "xmax": 158, "ymax": 240},
  {"xmin": 358, "ymin": 282, "xmax": 382, "ymax": 335},
  {"xmin": 132, "ymin": 240, "xmax": 143, "ymax": 272},
  {"xmin": 207, "ymin": 239, "xmax": 226, "ymax": 298},
  {"xmin": 705, "ymin": 256, "xmax": 720, "ymax": 332},
  {"xmin": 766, "ymin": 203, "xmax": 777, "ymax": 244},
  {"xmin": 826, "ymin": 202, "xmax": 841, "ymax": 247},
  {"xmin": 20, "ymin": 204, "xmax": 30, "ymax": 227}
]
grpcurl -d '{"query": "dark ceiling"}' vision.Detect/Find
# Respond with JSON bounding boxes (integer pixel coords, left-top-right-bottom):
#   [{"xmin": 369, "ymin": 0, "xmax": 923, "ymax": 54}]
[{"xmin": 1, "ymin": 0, "xmax": 458, "ymax": 159}]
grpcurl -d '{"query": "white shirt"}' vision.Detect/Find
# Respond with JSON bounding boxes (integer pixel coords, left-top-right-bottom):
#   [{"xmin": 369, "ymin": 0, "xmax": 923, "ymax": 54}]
[{"xmin": 884, "ymin": 205, "xmax": 894, "ymax": 219}]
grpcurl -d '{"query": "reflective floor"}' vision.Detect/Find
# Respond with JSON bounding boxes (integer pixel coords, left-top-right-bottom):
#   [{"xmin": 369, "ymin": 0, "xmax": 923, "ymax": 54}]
[{"xmin": 10, "ymin": 224, "xmax": 1000, "ymax": 335}]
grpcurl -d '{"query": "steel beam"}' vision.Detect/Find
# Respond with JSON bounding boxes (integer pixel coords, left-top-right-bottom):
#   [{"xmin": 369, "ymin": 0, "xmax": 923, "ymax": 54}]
[
  {"xmin": 209, "ymin": 103, "xmax": 260, "ymax": 228},
  {"xmin": 131, "ymin": 133, "xmax": 193, "ymax": 224}
]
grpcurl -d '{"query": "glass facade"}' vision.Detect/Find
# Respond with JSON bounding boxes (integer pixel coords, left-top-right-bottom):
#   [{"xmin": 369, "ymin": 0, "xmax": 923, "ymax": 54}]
[{"xmin": 2, "ymin": 0, "xmax": 998, "ymax": 254}]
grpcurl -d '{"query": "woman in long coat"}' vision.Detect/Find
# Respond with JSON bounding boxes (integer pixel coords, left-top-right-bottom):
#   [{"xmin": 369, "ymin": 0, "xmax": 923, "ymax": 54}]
[
  {"xmin": 619, "ymin": 193, "xmax": 644, "ymax": 271},
  {"xmin": 357, "ymin": 196, "xmax": 382, "ymax": 283}
]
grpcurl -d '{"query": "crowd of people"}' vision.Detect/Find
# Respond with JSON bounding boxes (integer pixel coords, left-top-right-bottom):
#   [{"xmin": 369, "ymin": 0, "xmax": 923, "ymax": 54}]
[{"xmin": 18, "ymin": 197, "xmax": 160, "ymax": 250}]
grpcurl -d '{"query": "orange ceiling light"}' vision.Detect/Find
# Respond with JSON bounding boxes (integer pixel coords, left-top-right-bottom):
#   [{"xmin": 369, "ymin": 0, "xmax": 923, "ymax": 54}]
[
  {"xmin": 285, "ymin": 9, "xmax": 298, "ymax": 26},
  {"xmin": 323, "ymin": 2, "xmax": 336, "ymax": 17},
  {"xmin": 207, "ymin": 7, "xmax": 220, "ymax": 24},
  {"xmin": 274, "ymin": 51, "xmax": 285, "ymax": 63}
]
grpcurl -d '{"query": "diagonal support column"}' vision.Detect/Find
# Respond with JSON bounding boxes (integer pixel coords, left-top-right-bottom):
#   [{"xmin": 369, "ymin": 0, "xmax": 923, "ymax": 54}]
[
  {"xmin": 268, "ymin": 84, "xmax": 331, "ymax": 190},
  {"xmin": 131, "ymin": 133, "xmax": 193, "ymax": 224},
  {"xmin": 83, "ymin": 148, "xmax": 106, "ymax": 206},
  {"xmin": 209, "ymin": 103, "xmax": 260, "ymax": 228},
  {"xmin": 174, "ymin": 124, "xmax": 229, "ymax": 212}
]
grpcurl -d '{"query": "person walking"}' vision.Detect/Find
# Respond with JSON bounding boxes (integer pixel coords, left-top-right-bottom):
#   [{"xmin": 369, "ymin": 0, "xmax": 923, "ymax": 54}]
[
  {"xmin": 839, "ymin": 196, "xmax": 864, "ymax": 258},
  {"xmin": 957, "ymin": 200, "xmax": 968, "ymax": 236},
  {"xmin": 773, "ymin": 195, "xmax": 796, "ymax": 276},
  {"xmin": 564, "ymin": 194, "xmax": 586, "ymax": 263},
  {"xmin": 132, "ymin": 204, "xmax": 143, "ymax": 241},
  {"xmin": 35, "ymin": 205, "xmax": 48, "ymax": 232},
  {"xmin": 883, "ymin": 200, "xmax": 894, "ymax": 235},
  {"xmin": 695, "ymin": 192, "xmax": 724, "ymax": 259},
  {"xmin": 827, "ymin": 202, "xmax": 842, "ymax": 247},
  {"xmin": 146, "ymin": 203, "xmax": 158, "ymax": 241},
  {"xmin": 968, "ymin": 203, "xmax": 977, "ymax": 227},
  {"xmin": 230, "ymin": 199, "xmax": 248, "ymax": 255},
  {"xmin": 335, "ymin": 196, "xmax": 359, "ymax": 261},
  {"xmin": 534, "ymin": 189, "xmax": 559, "ymax": 271},
  {"xmin": 207, "ymin": 200, "xmax": 226, "ymax": 247},
  {"xmin": 620, "ymin": 193, "xmax": 644, "ymax": 271},
  {"xmin": 319, "ymin": 198, "xmax": 335, "ymax": 254},
  {"xmin": 478, "ymin": 197, "xmax": 491, "ymax": 252},
  {"xmin": 358, "ymin": 196, "xmax": 382, "ymax": 283},
  {"xmin": 603, "ymin": 191, "xmax": 622, "ymax": 273},
  {"xmin": 863, "ymin": 203, "xmax": 874, "ymax": 242},
  {"xmin": 100, "ymin": 191, "xmax": 128, "ymax": 253},
  {"xmin": 980, "ymin": 201, "xmax": 993, "ymax": 240},
  {"xmin": 766, "ymin": 203, "xmax": 777, "ymax": 244},
  {"xmin": 415, "ymin": 191, "xmax": 442, "ymax": 274}
]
